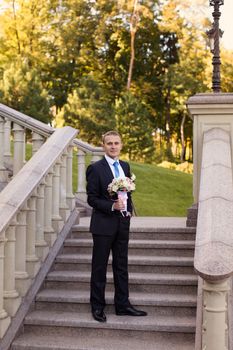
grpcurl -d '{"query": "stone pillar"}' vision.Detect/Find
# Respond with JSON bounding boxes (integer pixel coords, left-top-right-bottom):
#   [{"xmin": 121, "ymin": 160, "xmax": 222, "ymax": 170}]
[
  {"xmin": 202, "ymin": 279, "xmax": 229, "ymax": 350},
  {"xmin": 187, "ymin": 93, "xmax": 233, "ymax": 203},
  {"xmin": 60, "ymin": 152, "xmax": 69, "ymax": 221},
  {"xmin": 76, "ymin": 149, "xmax": 87, "ymax": 202},
  {"xmin": 44, "ymin": 172, "xmax": 56, "ymax": 246},
  {"xmin": 35, "ymin": 182, "xmax": 49, "ymax": 261},
  {"xmin": 26, "ymin": 195, "xmax": 40, "ymax": 278},
  {"xmin": 52, "ymin": 163, "xmax": 63, "ymax": 232},
  {"xmin": 15, "ymin": 208, "xmax": 30, "ymax": 296},
  {"xmin": 0, "ymin": 236, "xmax": 10, "ymax": 338},
  {"xmin": 0, "ymin": 116, "xmax": 8, "ymax": 188},
  {"xmin": 66, "ymin": 145, "xmax": 75, "ymax": 210},
  {"xmin": 4, "ymin": 220, "xmax": 21, "ymax": 316},
  {"xmin": 4, "ymin": 119, "xmax": 12, "ymax": 165},
  {"xmin": 91, "ymin": 154, "xmax": 101, "ymax": 163},
  {"xmin": 32, "ymin": 132, "xmax": 45, "ymax": 156},
  {"xmin": 13, "ymin": 123, "xmax": 25, "ymax": 175}
]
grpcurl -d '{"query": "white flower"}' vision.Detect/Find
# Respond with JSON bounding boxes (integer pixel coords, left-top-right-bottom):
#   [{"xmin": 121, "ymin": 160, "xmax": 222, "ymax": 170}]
[{"xmin": 108, "ymin": 176, "xmax": 136, "ymax": 195}]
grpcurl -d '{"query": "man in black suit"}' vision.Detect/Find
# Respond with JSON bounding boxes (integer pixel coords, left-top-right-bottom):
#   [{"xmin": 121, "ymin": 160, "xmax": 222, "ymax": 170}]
[{"xmin": 86, "ymin": 130, "xmax": 147, "ymax": 322}]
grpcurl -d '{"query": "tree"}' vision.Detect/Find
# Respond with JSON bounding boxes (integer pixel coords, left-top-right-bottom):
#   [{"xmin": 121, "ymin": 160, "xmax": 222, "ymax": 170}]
[
  {"xmin": 57, "ymin": 75, "xmax": 115, "ymax": 144},
  {"xmin": 115, "ymin": 91, "xmax": 155, "ymax": 162},
  {"xmin": 0, "ymin": 63, "xmax": 51, "ymax": 123}
]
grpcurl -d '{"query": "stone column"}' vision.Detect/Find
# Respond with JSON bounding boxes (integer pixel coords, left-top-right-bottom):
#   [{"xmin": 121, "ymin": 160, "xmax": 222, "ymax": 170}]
[
  {"xmin": 15, "ymin": 208, "xmax": 30, "ymax": 296},
  {"xmin": 0, "ymin": 236, "xmax": 10, "ymax": 339},
  {"xmin": 66, "ymin": 145, "xmax": 75, "ymax": 210},
  {"xmin": 187, "ymin": 93, "xmax": 233, "ymax": 203},
  {"xmin": 32, "ymin": 132, "xmax": 45, "ymax": 156},
  {"xmin": 76, "ymin": 149, "xmax": 87, "ymax": 202},
  {"xmin": 44, "ymin": 172, "xmax": 56, "ymax": 246},
  {"xmin": 4, "ymin": 220, "xmax": 21, "ymax": 316},
  {"xmin": 13, "ymin": 123, "xmax": 25, "ymax": 175},
  {"xmin": 0, "ymin": 116, "xmax": 8, "ymax": 188},
  {"xmin": 52, "ymin": 163, "xmax": 63, "ymax": 232},
  {"xmin": 4, "ymin": 119, "xmax": 12, "ymax": 165},
  {"xmin": 26, "ymin": 195, "xmax": 40, "ymax": 278},
  {"xmin": 60, "ymin": 152, "xmax": 69, "ymax": 221},
  {"xmin": 202, "ymin": 279, "xmax": 229, "ymax": 350},
  {"xmin": 35, "ymin": 182, "xmax": 49, "ymax": 261}
]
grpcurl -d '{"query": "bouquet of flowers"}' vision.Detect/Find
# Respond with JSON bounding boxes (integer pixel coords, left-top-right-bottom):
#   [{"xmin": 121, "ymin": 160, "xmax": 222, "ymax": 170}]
[
  {"xmin": 107, "ymin": 174, "xmax": 136, "ymax": 196},
  {"xmin": 108, "ymin": 174, "xmax": 136, "ymax": 214}
]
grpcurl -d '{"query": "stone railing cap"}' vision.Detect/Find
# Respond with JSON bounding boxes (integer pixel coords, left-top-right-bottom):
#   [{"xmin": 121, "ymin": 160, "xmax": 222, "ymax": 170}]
[{"xmin": 187, "ymin": 93, "xmax": 233, "ymax": 105}]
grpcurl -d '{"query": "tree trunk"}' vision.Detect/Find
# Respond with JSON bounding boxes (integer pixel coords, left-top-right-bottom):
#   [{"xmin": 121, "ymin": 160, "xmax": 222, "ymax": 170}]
[
  {"xmin": 127, "ymin": 0, "xmax": 139, "ymax": 90},
  {"xmin": 12, "ymin": 0, "xmax": 21, "ymax": 55},
  {"xmin": 180, "ymin": 114, "xmax": 186, "ymax": 162}
]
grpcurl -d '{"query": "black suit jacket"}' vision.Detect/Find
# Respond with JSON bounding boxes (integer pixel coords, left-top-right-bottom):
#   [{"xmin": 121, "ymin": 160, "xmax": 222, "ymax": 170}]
[{"xmin": 86, "ymin": 157, "xmax": 132, "ymax": 235}]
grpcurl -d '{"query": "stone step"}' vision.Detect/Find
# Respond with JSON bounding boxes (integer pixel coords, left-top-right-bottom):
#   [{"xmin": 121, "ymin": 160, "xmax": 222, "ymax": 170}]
[
  {"xmin": 71, "ymin": 226, "xmax": 196, "ymax": 241},
  {"xmin": 35, "ymin": 289, "xmax": 197, "ymax": 317},
  {"xmin": 45, "ymin": 270, "xmax": 198, "ymax": 294},
  {"xmin": 11, "ymin": 330, "xmax": 195, "ymax": 350},
  {"xmin": 22, "ymin": 310, "xmax": 196, "ymax": 337},
  {"xmin": 63, "ymin": 238, "xmax": 195, "ymax": 256},
  {"xmin": 54, "ymin": 253, "xmax": 195, "ymax": 274}
]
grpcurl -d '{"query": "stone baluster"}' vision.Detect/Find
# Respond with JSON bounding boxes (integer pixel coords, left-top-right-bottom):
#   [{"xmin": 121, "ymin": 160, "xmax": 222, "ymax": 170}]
[
  {"xmin": 13, "ymin": 123, "xmax": 25, "ymax": 175},
  {"xmin": 4, "ymin": 219, "xmax": 21, "ymax": 316},
  {"xmin": 76, "ymin": 149, "xmax": 87, "ymax": 202},
  {"xmin": 26, "ymin": 194, "xmax": 40, "ymax": 278},
  {"xmin": 0, "ymin": 235, "xmax": 10, "ymax": 338},
  {"xmin": 202, "ymin": 279, "xmax": 229, "ymax": 350},
  {"xmin": 35, "ymin": 181, "xmax": 49, "ymax": 261},
  {"xmin": 0, "ymin": 116, "xmax": 8, "ymax": 188},
  {"xmin": 44, "ymin": 172, "xmax": 56, "ymax": 246},
  {"xmin": 32, "ymin": 132, "xmax": 45, "ymax": 156},
  {"xmin": 4, "ymin": 119, "xmax": 12, "ymax": 165},
  {"xmin": 15, "ymin": 207, "xmax": 30, "ymax": 296},
  {"xmin": 60, "ymin": 152, "xmax": 69, "ymax": 221},
  {"xmin": 52, "ymin": 163, "xmax": 63, "ymax": 232},
  {"xmin": 66, "ymin": 144, "xmax": 75, "ymax": 210}
]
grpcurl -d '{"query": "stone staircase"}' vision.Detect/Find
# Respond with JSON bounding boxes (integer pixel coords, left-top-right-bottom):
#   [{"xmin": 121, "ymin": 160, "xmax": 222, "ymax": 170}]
[{"xmin": 10, "ymin": 217, "xmax": 197, "ymax": 350}]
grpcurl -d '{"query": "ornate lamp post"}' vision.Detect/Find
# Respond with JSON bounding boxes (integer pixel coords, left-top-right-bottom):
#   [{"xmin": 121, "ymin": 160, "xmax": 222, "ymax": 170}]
[{"xmin": 207, "ymin": 0, "xmax": 224, "ymax": 93}]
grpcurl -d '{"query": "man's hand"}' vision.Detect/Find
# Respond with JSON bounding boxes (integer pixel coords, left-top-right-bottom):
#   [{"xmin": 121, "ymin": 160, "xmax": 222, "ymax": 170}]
[{"xmin": 113, "ymin": 198, "xmax": 126, "ymax": 211}]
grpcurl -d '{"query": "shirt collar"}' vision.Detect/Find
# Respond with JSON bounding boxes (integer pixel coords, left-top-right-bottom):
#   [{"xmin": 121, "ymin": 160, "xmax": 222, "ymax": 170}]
[{"xmin": 105, "ymin": 154, "xmax": 119, "ymax": 165}]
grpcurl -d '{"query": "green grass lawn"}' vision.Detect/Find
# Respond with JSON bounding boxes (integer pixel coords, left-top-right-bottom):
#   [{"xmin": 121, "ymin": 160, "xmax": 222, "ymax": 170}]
[{"xmin": 130, "ymin": 162, "xmax": 193, "ymax": 217}]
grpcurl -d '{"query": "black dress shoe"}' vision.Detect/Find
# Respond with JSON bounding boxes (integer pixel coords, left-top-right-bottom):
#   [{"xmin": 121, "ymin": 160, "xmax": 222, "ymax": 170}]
[
  {"xmin": 116, "ymin": 305, "xmax": 147, "ymax": 316},
  {"xmin": 92, "ymin": 309, "xmax": 107, "ymax": 322}
]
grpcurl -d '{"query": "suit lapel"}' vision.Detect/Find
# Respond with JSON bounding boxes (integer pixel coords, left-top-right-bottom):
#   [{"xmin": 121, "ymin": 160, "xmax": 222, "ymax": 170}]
[{"xmin": 102, "ymin": 157, "xmax": 114, "ymax": 184}]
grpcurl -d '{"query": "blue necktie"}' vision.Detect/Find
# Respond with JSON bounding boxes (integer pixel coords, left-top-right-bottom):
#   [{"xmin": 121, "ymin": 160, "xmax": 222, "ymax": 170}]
[{"xmin": 113, "ymin": 161, "xmax": 120, "ymax": 178}]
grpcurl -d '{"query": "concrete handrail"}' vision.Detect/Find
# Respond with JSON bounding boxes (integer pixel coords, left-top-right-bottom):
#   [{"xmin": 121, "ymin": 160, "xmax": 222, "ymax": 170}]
[
  {"xmin": 0, "ymin": 126, "xmax": 77, "ymax": 235},
  {"xmin": 0, "ymin": 103, "xmax": 103, "ymax": 199},
  {"xmin": 194, "ymin": 127, "xmax": 233, "ymax": 280},
  {"xmin": 194, "ymin": 127, "xmax": 233, "ymax": 350},
  {"xmin": 0, "ymin": 125, "xmax": 77, "ymax": 339},
  {"xmin": 0, "ymin": 103, "xmax": 103, "ymax": 153},
  {"xmin": 0, "ymin": 103, "xmax": 54, "ymax": 137}
]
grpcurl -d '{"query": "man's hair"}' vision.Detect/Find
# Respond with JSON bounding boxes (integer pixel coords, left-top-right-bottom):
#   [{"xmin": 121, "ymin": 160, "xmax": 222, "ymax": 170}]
[{"xmin": 102, "ymin": 130, "xmax": 121, "ymax": 144}]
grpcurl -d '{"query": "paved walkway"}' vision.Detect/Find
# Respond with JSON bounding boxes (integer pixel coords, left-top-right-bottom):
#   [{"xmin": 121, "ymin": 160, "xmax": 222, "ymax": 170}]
[{"xmin": 79, "ymin": 216, "xmax": 187, "ymax": 229}]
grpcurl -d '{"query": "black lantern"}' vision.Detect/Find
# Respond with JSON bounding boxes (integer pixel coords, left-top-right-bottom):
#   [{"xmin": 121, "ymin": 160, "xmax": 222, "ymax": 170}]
[{"xmin": 207, "ymin": 0, "xmax": 224, "ymax": 93}]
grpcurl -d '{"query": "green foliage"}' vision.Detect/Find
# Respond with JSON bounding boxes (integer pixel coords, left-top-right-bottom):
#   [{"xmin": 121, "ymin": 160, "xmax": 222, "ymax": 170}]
[
  {"xmin": 115, "ymin": 91, "xmax": 155, "ymax": 162},
  {"xmin": 0, "ymin": 63, "xmax": 51, "ymax": 123},
  {"xmin": 58, "ymin": 75, "xmax": 116, "ymax": 144}
]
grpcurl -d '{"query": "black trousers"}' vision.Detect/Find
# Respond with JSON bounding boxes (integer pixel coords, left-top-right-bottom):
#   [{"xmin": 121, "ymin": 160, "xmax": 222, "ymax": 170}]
[{"xmin": 90, "ymin": 216, "xmax": 130, "ymax": 311}]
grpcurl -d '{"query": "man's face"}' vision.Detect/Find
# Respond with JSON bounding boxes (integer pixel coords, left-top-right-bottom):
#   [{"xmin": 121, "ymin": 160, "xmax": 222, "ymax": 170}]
[{"xmin": 103, "ymin": 135, "xmax": 122, "ymax": 159}]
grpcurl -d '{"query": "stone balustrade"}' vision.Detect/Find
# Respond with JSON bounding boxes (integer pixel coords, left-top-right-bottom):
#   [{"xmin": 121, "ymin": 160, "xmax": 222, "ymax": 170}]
[
  {"xmin": 0, "ymin": 103, "xmax": 103, "ymax": 199},
  {"xmin": 0, "ymin": 126, "xmax": 77, "ymax": 338},
  {"xmin": 194, "ymin": 127, "xmax": 233, "ymax": 350}
]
